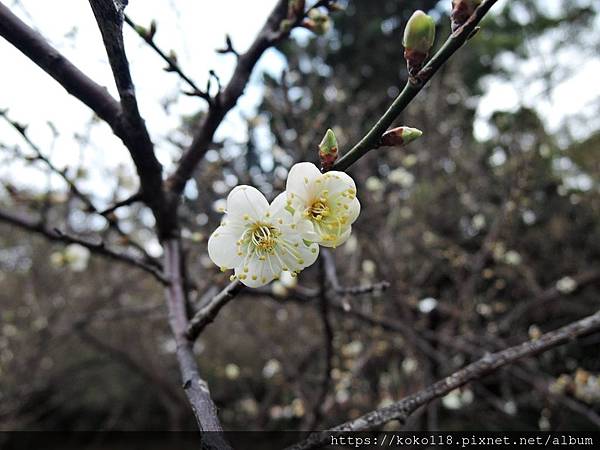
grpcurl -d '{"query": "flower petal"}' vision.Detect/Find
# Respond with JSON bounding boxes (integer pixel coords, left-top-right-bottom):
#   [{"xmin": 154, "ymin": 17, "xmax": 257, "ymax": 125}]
[
  {"xmin": 208, "ymin": 224, "xmax": 244, "ymax": 269},
  {"xmin": 235, "ymin": 253, "xmax": 281, "ymax": 288},
  {"xmin": 286, "ymin": 162, "xmax": 322, "ymax": 204},
  {"xmin": 347, "ymin": 196, "xmax": 361, "ymax": 224},
  {"xmin": 226, "ymin": 185, "xmax": 269, "ymax": 221}
]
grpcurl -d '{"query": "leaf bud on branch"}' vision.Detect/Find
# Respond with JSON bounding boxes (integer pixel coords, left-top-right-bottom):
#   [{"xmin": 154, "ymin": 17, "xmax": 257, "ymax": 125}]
[
  {"xmin": 380, "ymin": 127, "xmax": 423, "ymax": 147},
  {"xmin": 319, "ymin": 128, "xmax": 339, "ymax": 171}
]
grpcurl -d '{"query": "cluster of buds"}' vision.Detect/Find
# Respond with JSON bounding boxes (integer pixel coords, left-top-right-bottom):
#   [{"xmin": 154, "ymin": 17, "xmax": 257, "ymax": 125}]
[
  {"xmin": 451, "ymin": 0, "xmax": 482, "ymax": 32},
  {"xmin": 380, "ymin": 126, "xmax": 423, "ymax": 148},
  {"xmin": 402, "ymin": 11, "xmax": 436, "ymax": 78},
  {"xmin": 318, "ymin": 128, "xmax": 339, "ymax": 171},
  {"xmin": 550, "ymin": 369, "xmax": 600, "ymax": 405}
]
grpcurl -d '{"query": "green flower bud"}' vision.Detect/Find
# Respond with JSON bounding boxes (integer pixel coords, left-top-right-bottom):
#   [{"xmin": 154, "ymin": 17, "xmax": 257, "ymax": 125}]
[
  {"xmin": 380, "ymin": 127, "xmax": 423, "ymax": 147},
  {"xmin": 319, "ymin": 128, "xmax": 339, "ymax": 171},
  {"xmin": 402, "ymin": 10, "xmax": 436, "ymax": 54}
]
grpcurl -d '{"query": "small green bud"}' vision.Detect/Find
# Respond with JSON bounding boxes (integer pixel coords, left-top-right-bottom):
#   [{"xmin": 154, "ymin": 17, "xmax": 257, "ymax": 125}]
[
  {"xmin": 403, "ymin": 11, "xmax": 436, "ymax": 77},
  {"xmin": 380, "ymin": 127, "xmax": 423, "ymax": 147},
  {"xmin": 134, "ymin": 24, "xmax": 148, "ymax": 36},
  {"xmin": 403, "ymin": 10, "xmax": 436, "ymax": 54},
  {"xmin": 319, "ymin": 128, "xmax": 339, "ymax": 171}
]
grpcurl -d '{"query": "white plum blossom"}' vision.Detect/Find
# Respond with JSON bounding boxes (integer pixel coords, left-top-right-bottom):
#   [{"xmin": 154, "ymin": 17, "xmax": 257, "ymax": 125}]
[
  {"xmin": 285, "ymin": 162, "xmax": 360, "ymax": 248},
  {"xmin": 208, "ymin": 185, "xmax": 319, "ymax": 287}
]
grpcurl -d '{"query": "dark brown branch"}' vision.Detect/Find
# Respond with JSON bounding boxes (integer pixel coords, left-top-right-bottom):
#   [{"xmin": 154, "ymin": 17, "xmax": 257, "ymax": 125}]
[
  {"xmin": 166, "ymin": 0, "xmax": 289, "ymax": 194},
  {"xmin": 0, "ymin": 208, "xmax": 168, "ymax": 284},
  {"xmin": 186, "ymin": 280, "xmax": 245, "ymax": 340},
  {"xmin": 287, "ymin": 309, "xmax": 600, "ymax": 450},
  {"xmin": 99, "ymin": 192, "xmax": 143, "ymax": 216},
  {"xmin": 0, "ymin": 2, "xmax": 122, "ymax": 133},
  {"xmin": 0, "ymin": 2, "xmax": 169, "ymax": 233},
  {"xmin": 163, "ymin": 238, "xmax": 231, "ymax": 448},
  {"xmin": 87, "ymin": 0, "xmax": 169, "ymax": 234}
]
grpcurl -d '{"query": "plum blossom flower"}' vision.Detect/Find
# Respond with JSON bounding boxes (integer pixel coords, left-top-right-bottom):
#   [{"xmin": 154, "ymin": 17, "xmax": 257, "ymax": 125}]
[
  {"xmin": 285, "ymin": 162, "xmax": 360, "ymax": 248},
  {"xmin": 208, "ymin": 185, "xmax": 319, "ymax": 287}
]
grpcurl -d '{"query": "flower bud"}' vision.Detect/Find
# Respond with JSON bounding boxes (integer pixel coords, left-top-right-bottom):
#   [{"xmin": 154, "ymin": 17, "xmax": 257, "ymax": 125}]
[
  {"xmin": 380, "ymin": 127, "xmax": 423, "ymax": 147},
  {"xmin": 403, "ymin": 11, "xmax": 436, "ymax": 76},
  {"xmin": 303, "ymin": 9, "xmax": 331, "ymax": 35},
  {"xmin": 451, "ymin": 0, "xmax": 482, "ymax": 32},
  {"xmin": 318, "ymin": 128, "xmax": 338, "ymax": 171}
]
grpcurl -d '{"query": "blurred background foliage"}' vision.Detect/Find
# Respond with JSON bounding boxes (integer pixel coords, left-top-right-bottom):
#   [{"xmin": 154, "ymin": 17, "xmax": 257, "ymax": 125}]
[{"xmin": 1, "ymin": 0, "xmax": 600, "ymax": 433}]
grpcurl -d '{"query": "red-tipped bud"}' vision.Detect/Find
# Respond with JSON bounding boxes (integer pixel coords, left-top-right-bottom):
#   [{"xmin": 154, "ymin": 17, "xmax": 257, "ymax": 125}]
[
  {"xmin": 380, "ymin": 127, "xmax": 423, "ymax": 147},
  {"xmin": 451, "ymin": 0, "xmax": 482, "ymax": 32},
  {"xmin": 319, "ymin": 128, "xmax": 339, "ymax": 171}
]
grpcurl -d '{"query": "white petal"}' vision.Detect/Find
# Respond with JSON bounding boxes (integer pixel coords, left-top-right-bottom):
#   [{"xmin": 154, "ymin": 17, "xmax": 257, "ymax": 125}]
[
  {"xmin": 208, "ymin": 224, "xmax": 243, "ymax": 269},
  {"xmin": 226, "ymin": 185, "xmax": 269, "ymax": 221},
  {"xmin": 320, "ymin": 226, "xmax": 353, "ymax": 248},
  {"xmin": 286, "ymin": 162, "xmax": 322, "ymax": 204},
  {"xmin": 269, "ymin": 192, "xmax": 291, "ymax": 218},
  {"xmin": 235, "ymin": 254, "xmax": 281, "ymax": 288},
  {"xmin": 347, "ymin": 197, "xmax": 361, "ymax": 224},
  {"xmin": 321, "ymin": 171, "xmax": 356, "ymax": 195}
]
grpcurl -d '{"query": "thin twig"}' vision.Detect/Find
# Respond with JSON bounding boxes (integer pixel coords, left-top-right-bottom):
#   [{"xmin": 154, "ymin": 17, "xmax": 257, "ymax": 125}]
[
  {"xmin": 287, "ymin": 309, "xmax": 600, "ymax": 450},
  {"xmin": 186, "ymin": 280, "xmax": 245, "ymax": 340},
  {"xmin": 99, "ymin": 192, "xmax": 143, "ymax": 216},
  {"xmin": 0, "ymin": 208, "xmax": 168, "ymax": 284},
  {"xmin": 167, "ymin": 0, "xmax": 289, "ymax": 194},
  {"xmin": 332, "ymin": 0, "xmax": 499, "ymax": 171},
  {"xmin": 123, "ymin": 14, "xmax": 210, "ymax": 102}
]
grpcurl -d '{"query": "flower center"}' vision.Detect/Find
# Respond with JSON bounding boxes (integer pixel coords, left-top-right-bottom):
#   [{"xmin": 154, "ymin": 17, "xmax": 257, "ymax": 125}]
[
  {"xmin": 250, "ymin": 223, "xmax": 279, "ymax": 251},
  {"xmin": 308, "ymin": 198, "xmax": 330, "ymax": 221}
]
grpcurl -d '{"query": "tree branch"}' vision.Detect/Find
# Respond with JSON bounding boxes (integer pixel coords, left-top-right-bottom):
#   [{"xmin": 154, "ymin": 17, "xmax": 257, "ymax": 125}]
[
  {"xmin": 87, "ymin": 0, "xmax": 169, "ymax": 234},
  {"xmin": 186, "ymin": 280, "xmax": 245, "ymax": 340},
  {"xmin": 0, "ymin": 208, "xmax": 167, "ymax": 284},
  {"xmin": 123, "ymin": 14, "xmax": 209, "ymax": 101},
  {"xmin": 0, "ymin": 2, "xmax": 169, "ymax": 233},
  {"xmin": 162, "ymin": 238, "xmax": 231, "ymax": 448},
  {"xmin": 332, "ymin": 0, "xmax": 499, "ymax": 171},
  {"xmin": 0, "ymin": 2, "xmax": 122, "ymax": 133},
  {"xmin": 166, "ymin": 0, "xmax": 289, "ymax": 194},
  {"xmin": 287, "ymin": 309, "xmax": 600, "ymax": 450}
]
